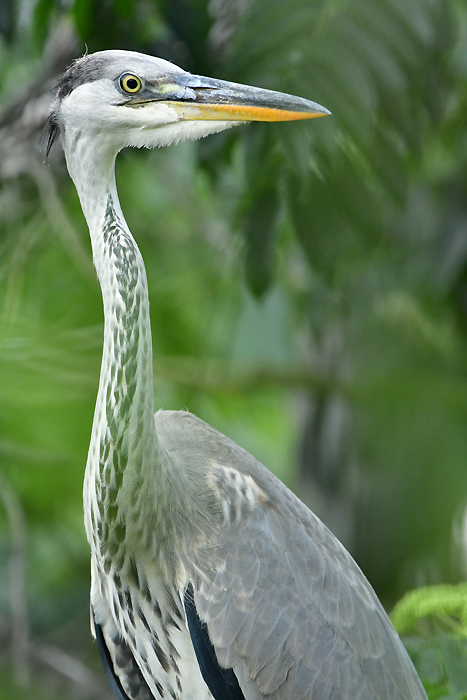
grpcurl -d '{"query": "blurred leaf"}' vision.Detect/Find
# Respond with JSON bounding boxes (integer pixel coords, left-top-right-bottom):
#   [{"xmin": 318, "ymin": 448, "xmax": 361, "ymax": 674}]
[
  {"xmin": 223, "ymin": 0, "xmax": 452, "ymax": 287},
  {"xmin": 0, "ymin": 0, "xmax": 15, "ymax": 42},
  {"xmin": 242, "ymin": 185, "xmax": 280, "ymax": 297},
  {"xmin": 240, "ymin": 124, "xmax": 283, "ymax": 296},
  {"xmin": 33, "ymin": 0, "xmax": 56, "ymax": 47},
  {"xmin": 72, "ymin": 0, "xmax": 95, "ymax": 42},
  {"xmin": 392, "ymin": 584, "xmax": 467, "ymax": 638},
  {"xmin": 403, "ymin": 634, "xmax": 467, "ymax": 699}
]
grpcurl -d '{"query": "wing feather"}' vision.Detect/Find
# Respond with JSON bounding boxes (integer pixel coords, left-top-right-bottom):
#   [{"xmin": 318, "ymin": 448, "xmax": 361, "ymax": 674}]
[
  {"xmin": 155, "ymin": 410, "xmax": 426, "ymax": 700},
  {"xmin": 189, "ymin": 479, "xmax": 425, "ymax": 699},
  {"xmin": 184, "ymin": 584, "xmax": 245, "ymax": 700}
]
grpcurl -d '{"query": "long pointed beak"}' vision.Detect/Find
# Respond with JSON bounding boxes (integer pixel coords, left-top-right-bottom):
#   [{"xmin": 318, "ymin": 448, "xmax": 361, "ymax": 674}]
[{"xmin": 130, "ymin": 73, "xmax": 330, "ymax": 122}]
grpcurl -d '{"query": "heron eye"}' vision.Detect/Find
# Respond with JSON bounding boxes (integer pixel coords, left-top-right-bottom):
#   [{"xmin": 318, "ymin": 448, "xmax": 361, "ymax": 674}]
[{"xmin": 120, "ymin": 74, "xmax": 142, "ymax": 94}]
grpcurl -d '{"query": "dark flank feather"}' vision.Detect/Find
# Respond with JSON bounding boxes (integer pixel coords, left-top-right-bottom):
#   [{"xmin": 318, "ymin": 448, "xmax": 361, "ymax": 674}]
[{"xmin": 184, "ymin": 584, "xmax": 246, "ymax": 700}]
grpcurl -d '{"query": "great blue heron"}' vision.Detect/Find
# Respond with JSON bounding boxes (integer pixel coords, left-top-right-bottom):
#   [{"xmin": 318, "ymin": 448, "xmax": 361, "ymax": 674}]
[{"xmin": 46, "ymin": 50, "xmax": 427, "ymax": 700}]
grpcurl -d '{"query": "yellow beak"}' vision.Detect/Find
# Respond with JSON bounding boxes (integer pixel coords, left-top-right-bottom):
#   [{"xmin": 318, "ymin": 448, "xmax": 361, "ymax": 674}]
[{"xmin": 128, "ymin": 73, "xmax": 330, "ymax": 123}]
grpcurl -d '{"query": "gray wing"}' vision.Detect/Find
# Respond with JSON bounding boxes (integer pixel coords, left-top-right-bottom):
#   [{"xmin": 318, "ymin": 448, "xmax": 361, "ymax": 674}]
[
  {"xmin": 192, "ymin": 501, "xmax": 426, "ymax": 699},
  {"xmin": 158, "ymin": 411, "xmax": 427, "ymax": 700}
]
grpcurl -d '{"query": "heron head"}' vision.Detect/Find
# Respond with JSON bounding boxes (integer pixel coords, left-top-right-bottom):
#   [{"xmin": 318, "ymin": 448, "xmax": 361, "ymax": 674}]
[{"xmin": 46, "ymin": 50, "xmax": 330, "ymax": 158}]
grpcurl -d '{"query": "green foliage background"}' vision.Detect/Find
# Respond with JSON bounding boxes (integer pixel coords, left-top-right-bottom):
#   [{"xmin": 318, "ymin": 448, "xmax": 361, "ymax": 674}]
[{"xmin": 1, "ymin": 0, "xmax": 467, "ymax": 697}]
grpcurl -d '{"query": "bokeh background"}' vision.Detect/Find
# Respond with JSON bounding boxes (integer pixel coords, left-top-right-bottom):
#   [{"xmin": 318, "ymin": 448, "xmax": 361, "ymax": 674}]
[{"xmin": 1, "ymin": 0, "xmax": 467, "ymax": 697}]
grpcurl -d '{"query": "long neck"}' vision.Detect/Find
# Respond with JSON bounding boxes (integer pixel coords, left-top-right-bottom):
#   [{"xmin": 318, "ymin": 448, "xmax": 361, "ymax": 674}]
[
  {"xmin": 66, "ymin": 140, "xmax": 160, "ymax": 554},
  {"xmin": 91, "ymin": 191, "xmax": 157, "ymax": 464}
]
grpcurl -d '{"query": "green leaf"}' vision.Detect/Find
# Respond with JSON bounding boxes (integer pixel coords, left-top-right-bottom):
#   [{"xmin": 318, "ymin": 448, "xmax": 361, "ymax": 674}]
[
  {"xmin": 242, "ymin": 185, "xmax": 280, "ymax": 297},
  {"xmin": 33, "ymin": 0, "xmax": 56, "ymax": 47}
]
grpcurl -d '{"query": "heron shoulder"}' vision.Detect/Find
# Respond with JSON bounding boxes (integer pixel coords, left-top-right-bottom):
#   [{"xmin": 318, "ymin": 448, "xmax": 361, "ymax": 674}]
[
  {"xmin": 153, "ymin": 408, "xmax": 283, "ymax": 498},
  {"xmin": 153, "ymin": 409, "xmax": 321, "ymax": 534},
  {"xmin": 153, "ymin": 409, "xmax": 367, "ymax": 580}
]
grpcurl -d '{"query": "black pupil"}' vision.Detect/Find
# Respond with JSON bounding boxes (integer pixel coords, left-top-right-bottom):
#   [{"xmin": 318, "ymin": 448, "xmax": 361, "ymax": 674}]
[{"xmin": 126, "ymin": 78, "xmax": 138, "ymax": 90}]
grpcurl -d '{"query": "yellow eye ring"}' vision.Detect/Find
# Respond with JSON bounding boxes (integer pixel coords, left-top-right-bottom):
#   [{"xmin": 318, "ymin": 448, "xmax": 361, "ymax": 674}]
[{"xmin": 120, "ymin": 73, "xmax": 142, "ymax": 94}]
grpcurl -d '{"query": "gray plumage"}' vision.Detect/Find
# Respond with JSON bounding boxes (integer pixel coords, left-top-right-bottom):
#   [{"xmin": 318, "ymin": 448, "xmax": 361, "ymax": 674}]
[{"xmin": 47, "ymin": 49, "xmax": 427, "ymax": 700}]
